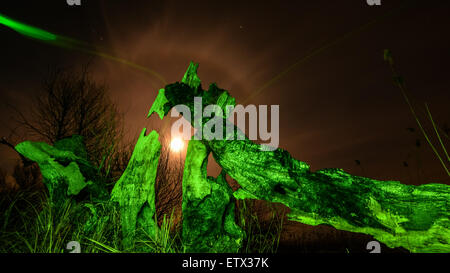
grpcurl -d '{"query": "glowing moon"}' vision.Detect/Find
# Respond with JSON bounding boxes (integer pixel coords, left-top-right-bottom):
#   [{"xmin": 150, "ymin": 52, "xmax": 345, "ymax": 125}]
[{"xmin": 170, "ymin": 138, "xmax": 184, "ymax": 152}]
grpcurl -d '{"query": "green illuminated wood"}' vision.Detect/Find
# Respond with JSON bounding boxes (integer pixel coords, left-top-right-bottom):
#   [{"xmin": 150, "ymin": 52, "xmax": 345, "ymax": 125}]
[
  {"xmin": 182, "ymin": 140, "xmax": 243, "ymax": 252},
  {"xmin": 15, "ymin": 135, "xmax": 107, "ymax": 207},
  {"xmin": 148, "ymin": 62, "xmax": 450, "ymax": 253},
  {"xmin": 111, "ymin": 129, "xmax": 161, "ymax": 248}
]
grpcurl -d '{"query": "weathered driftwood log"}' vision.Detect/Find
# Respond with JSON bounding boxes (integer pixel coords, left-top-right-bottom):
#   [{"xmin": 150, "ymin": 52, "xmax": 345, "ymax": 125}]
[
  {"xmin": 15, "ymin": 135, "xmax": 108, "ymax": 207},
  {"xmin": 182, "ymin": 140, "xmax": 243, "ymax": 252},
  {"xmin": 110, "ymin": 129, "xmax": 161, "ymax": 248},
  {"xmin": 148, "ymin": 62, "xmax": 450, "ymax": 253},
  {"xmin": 15, "ymin": 129, "xmax": 162, "ymax": 249}
]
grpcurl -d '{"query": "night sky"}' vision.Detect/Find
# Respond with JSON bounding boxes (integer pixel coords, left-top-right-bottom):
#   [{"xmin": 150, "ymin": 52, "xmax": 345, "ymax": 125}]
[{"xmin": 1, "ymin": 0, "xmax": 449, "ymax": 185}]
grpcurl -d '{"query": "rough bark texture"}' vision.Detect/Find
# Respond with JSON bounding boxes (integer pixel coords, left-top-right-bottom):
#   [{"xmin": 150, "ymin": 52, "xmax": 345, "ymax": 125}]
[
  {"xmin": 15, "ymin": 135, "xmax": 108, "ymax": 207},
  {"xmin": 182, "ymin": 140, "xmax": 243, "ymax": 252},
  {"xmin": 148, "ymin": 62, "xmax": 450, "ymax": 253},
  {"xmin": 110, "ymin": 129, "xmax": 161, "ymax": 248}
]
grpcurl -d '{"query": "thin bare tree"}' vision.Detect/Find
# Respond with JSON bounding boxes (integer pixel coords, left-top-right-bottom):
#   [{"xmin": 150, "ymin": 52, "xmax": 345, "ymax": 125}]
[
  {"xmin": 11, "ymin": 65, "xmax": 124, "ymax": 175},
  {"xmin": 155, "ymin": 137, "xmax": 184, "ymax": 225}
]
